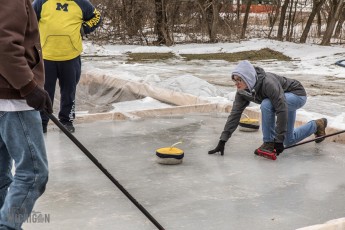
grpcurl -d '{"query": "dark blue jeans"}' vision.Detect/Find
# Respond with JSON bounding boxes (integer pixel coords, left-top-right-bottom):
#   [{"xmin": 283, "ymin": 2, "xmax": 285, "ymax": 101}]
[
  {"xmin": 0, "ymin": 111, "xmax": 48, "ymax": 230},
  {"xmin": 40, "ymin": 56, "xmax": 81, "ymax": 126}
]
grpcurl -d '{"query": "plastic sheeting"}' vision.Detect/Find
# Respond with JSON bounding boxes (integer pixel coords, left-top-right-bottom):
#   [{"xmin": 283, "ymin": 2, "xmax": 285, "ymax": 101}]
[{"xmin": 77, "ymin": 68, "xmax": 345, "ymax": 144}]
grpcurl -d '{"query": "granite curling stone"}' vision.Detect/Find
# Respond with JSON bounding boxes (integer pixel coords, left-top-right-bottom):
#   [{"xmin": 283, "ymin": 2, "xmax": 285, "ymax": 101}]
[
  {"xmin": 156, "ymin": 145, "xmax": 184, "ymax": 165},
  {"xmin": 239, "ymin": 117, "xmax": 260, "ymax": 132}
]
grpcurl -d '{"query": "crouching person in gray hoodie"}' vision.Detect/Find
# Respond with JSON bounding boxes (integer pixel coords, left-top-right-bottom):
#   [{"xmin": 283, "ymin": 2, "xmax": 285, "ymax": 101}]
[{"xmin": 208, "ymin": 60, "xmax": 327, "ymax": 158}]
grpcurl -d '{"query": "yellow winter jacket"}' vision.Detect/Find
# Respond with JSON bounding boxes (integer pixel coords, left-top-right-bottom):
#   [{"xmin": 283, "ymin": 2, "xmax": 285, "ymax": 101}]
[{"xmin": 33, "ymin": 0, "xmax": 101, "ymax": 61}]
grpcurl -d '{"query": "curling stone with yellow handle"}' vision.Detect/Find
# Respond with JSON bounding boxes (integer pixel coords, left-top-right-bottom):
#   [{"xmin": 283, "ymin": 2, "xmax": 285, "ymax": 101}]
[
  {"xmin": 156, "ymin": 142, "xmax": 184, "ymax": 165},
  {"xmin": 239, "ymin": 114, "xmax": 260, "ymax": 132}
]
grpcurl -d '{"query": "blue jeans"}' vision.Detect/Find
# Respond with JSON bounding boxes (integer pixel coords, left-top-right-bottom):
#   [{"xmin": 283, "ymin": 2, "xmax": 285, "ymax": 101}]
[
  {"xmin": 0, "ymin": 111, "xmax": 48, "ymax": 230},
  {"xmin": 261, "ymin": 93, "xmax": 317, "ymax": 146}
]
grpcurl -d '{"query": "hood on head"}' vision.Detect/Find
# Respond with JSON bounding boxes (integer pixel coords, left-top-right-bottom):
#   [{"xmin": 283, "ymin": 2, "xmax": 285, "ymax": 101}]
[{"xmin": 231, "ymin": 60, "xmax": 257, "ymax": 92}]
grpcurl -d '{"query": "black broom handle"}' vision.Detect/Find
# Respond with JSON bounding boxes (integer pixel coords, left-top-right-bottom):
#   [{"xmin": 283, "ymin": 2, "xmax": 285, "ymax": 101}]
[
  {"xmin": 46, "ymin": 113, "xmax": 165, "ymax": 230},
  {"xmin": 284, "ymin": 129, "xmax": 345, "ymax": 150}
]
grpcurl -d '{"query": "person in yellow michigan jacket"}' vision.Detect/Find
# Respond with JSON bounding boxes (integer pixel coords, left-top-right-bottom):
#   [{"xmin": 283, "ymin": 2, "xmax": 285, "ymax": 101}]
[{"xmin": 33, "ymin": 0, "xmax": 101, "ymax": 133}]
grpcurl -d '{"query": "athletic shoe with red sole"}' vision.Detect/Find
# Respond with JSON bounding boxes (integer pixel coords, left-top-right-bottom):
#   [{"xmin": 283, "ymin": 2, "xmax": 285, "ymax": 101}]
[{"xmin": 254, "ymin": 148, "xmax": 277, "ymax": 160}]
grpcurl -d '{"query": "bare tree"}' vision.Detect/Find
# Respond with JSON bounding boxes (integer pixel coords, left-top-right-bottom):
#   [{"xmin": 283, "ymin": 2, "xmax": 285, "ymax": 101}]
[
  {"xmin": 155, "ymin": 0, "xmax": 173, "ymax": 45},
  {"xmin": 300, "ymin": 0, "xmax": 326, "ymax": 43},
  {"xmin": 241, "ymin": 0, "xmax": 252, "ymax": 39},
  {"xmin": 166, "ymin": 1, "xmax": 181, "ymax": 44},
  {"xmin": 317, "ymin": 10, "xmax": 322, "ymax": 36},
  {"xmin": 268, "ymin": 0, "xmax": 282, "ymax": 38},
  {"xmin": 196, "ymin": 0, "xmax": 221, "ymax": 42},
  {"xmin": 277, "ymin": 0, "xmax": 290, "ymax": 40},
  {"xmin": 236, "ymin": 0, "xmax": 241, "ymax": 22},
  {"xmin": 122, "ymin": 0, "xmax": 144, "ymax": 38},
  {"xmin": 333, "ymin": 5, "xmax": 345, "ymax": 38},
  {"xmin": 286, "ymin": 0, "xmax": 296, "ymax": 41},
  {"xmin": 208, "ymin": 0, "xmax": 221, "ymax": 42},
  {"xmin": 320, "ymin": 0, "xmax": 345, "ymax": 45},
  {"xmin": 88, "ymin": 0, "xmax": 345, "ymax": 45}
]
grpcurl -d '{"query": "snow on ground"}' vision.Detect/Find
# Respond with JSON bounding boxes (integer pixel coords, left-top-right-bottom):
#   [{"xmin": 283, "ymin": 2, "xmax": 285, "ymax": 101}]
[{"xmin": 82, "ymin": 39, "xmax": 345, "ymax": 129}]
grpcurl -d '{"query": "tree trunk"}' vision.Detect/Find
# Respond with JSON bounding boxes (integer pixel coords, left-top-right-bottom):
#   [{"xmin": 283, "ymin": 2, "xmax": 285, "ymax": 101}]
[
  {"xmin": 334, "ymin": 6, "xmax": 345, "ymax": 38},
  {"xmin": 277, "ymin": 0, "xmax": 290, "ymax": 40},
  {"xmin": 205, "ymin": 0, "xmax": 219, "ymax": 42},
  {"xmin": 196, "ymin": 0, "xmax": 220, "ymax": 42},
  {"xmin": 154, "ymin": 0, "xmax": 173, "ymax": 46},
  {"xmin": 288, "ymin": 0, "xmax": 298, "ymax": 41},
  {"xmin": 211, "ymin": 0, "xmax": 220, "ymax": 42},
  {"xmin": 317, "ymin": 11, "xmax": 322, "ymax": 37},
  {"xmin": 236, "ymin": 0, "xmax": 241, "ymax": 22},
  {"xmin": 169, "ymin": 1, "xmax": 180, "ymax": 44},
  {"xmin": 286, "ymin": 0, "xmax": 293, "ymax": 41},
  {"xmin": 268, "ymin": 0, "xmax": 282, "ymax": 38},
  {"xmin": 241, "ymin": 0, "xmax": 252, "ymax": 39},
  {"xmin": 300, "ymin": 0, "xmax": 326, "ymax": 43},
  {"xmin": 286, "ymin": 1, "xmax": 298, "ymax": 42},
  {"xmin": 320, "ymin": 0, "xmax": 344, "ymax": 45}
]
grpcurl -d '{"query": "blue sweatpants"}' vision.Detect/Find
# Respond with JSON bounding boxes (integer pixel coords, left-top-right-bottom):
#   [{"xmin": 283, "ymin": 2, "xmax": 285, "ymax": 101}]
[{"xmin": 40, "ymin": 56, "xmax": 81, "ymax": 126}]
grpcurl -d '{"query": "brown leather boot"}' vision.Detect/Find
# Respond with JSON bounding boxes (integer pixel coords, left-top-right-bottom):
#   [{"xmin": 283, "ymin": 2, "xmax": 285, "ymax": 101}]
[{"xmin": 314, "ymin": 118, "xmax": 327, "ymax": 143}]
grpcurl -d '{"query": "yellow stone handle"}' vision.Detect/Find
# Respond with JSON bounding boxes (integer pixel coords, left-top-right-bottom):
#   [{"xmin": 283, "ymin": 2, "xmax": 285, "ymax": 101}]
[{"xmin": 170, "ymin": 141, "xmax": 183, "ymax": 149}]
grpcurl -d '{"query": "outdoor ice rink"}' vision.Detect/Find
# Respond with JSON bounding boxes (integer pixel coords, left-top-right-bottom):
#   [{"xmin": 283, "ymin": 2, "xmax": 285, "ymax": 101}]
[
  {"xmin": 22, "ymin": 40, "xmax": 345, "ymax": 229},
  {"xmin": 23, "ymin": 113, "xmax": 345, "ymax": 230}
]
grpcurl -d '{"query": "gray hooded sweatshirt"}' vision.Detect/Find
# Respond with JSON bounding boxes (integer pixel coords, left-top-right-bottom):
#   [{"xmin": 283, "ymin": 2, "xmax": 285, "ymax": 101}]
[
  {"xmin": 231, "ymin": 60, "xmax": 257, "ymax": 92},
  {"xmin": 220, "ymin": 61, "xmax": 306, "ymax": 143}
]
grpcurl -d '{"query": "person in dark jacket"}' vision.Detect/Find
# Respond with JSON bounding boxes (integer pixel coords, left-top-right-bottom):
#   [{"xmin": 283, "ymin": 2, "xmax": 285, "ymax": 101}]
[
  {"xmin": 208, "ymin": 60, "xmax": 327, "ymax": 157},
  {"xmin": 0, "ymin": 0, "xmax": 53, "ymax": 229}
]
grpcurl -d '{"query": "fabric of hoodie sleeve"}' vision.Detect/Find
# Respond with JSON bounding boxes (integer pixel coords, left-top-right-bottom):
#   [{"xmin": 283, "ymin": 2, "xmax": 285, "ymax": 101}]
[
  {"xmin": 220, "ymin": 93, "xmax": 250, "ymax": 142},
  {"xmin": 75, "ymin": 0, "xmax": 102, "ymax": 34},
  {"xmin": 263, "ymin": 79, "xmax": 288, "ymax": 143},
  {"xmin": 0, "ymin": 0, "xmax": 34, "ymax": 89}
]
